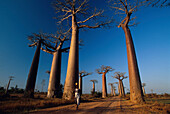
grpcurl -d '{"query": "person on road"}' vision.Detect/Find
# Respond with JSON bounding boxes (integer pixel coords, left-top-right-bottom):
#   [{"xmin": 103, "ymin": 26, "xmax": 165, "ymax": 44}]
[{"xmin": 75, "ymin": 83, "xmax": 80, "ymax": 110}]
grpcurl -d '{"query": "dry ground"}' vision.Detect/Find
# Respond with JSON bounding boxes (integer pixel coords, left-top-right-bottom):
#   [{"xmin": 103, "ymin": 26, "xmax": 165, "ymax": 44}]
[
  {"xmin": 31, "ymin": 96, "xmax": 170, "ymax": 114},
  {"xmin": 0, "ymin": 94, "xmax": 170, "ymax": 114}
]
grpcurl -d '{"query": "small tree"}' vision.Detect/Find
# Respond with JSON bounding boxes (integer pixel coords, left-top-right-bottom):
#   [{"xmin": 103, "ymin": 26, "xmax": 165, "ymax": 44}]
[
  {"xmin": 113, "ymin": 72, "xmax": 128, "ymax": 97},
  {"xmin": 109, "ymin": 0, "xmax": 144, "ymax": 103},
  {"xmin": 90, "ymin": 80, "xmax": 98, "ymax": 95},
  {"xmin": 5, "ymin": 76, "xmax": 14, "ymax": 95},
  {"xmin": 41, "ymin": 79, "xmax": 45, "ymax": 92},
  {"xmin": 96, "ymin": 65, "xmax": 114, "ymax": 98},
  {"xmin": 79, "ymin": 71, "xmax": 92, "ymax": 95},
  {"xmin": 142, "ymin": 83, "xmax": 146, "ymax": 95}
]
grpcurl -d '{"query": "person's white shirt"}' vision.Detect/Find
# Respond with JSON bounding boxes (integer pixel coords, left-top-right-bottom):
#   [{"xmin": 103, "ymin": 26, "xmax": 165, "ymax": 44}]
[{"xmin": 75, "ymin": 88, "xmax": 80, "ymax": 105}]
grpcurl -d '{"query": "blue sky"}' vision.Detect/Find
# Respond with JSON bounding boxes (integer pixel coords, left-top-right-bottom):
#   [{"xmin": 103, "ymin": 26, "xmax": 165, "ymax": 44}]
[{"xmin": 0, "ymin": 0, "xmax": 169, "ymax": 94}]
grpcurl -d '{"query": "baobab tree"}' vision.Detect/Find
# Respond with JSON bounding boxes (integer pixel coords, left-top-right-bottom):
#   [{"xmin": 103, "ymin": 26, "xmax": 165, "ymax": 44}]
[
  {"xmin": 5, "ymin": 76, "xmax": 14, "ymax": 95},
  {"xmin": 53, "ymin": 0, "xmax": 112, "ymax": 100},
  {"xmin": 113, "ymin": 72, "xmax": 128, "ymax": 97},
  {"xmin": 109, "ymin": 0, "xmax": 144, "ymax": 103},
  {"xmin": 90, "ymin": 80, "xmax": 98, "ymax": 95},
  {"xmin": 114, "ymin": 82, "xmax": 119, "ymax": 95},
  {"xmin": 96, "ymin": 65, "xmax": 114, "ymax": 98},
  {"xmin": 113, "ymin": 85, "xmax": 116, "ymax": 96},
  {"xmin": 24, "ymin": 32, "xmax": 54, "ymax": 98},
  {"xmin": 44, "ymin": 34, "xmax": 70, "ymax": 98},
  {"xmin": 108, "ymin": 83, "xmax": 114, "ymax": 96},
  {"xmin": 79, "ymin": 71, "xmax": 92, "ymax": 95},
  {"xmin": 142, "ymin": 83, "xmax": 146, "ymax": 95}
]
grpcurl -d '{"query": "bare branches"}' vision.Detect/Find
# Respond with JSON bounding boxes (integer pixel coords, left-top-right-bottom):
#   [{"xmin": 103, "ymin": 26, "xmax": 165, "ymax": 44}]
[
  {"xmin": 90, "ymin": 80, "xmax": 98, "ymax": 83},
  {"xmin": 109, "ymin": 0, "xmax": 143, "ymax": 27},
  {"xmin": 142, "ymin": 83, "xmax": 146, "ymax": 87},
  {"xmin": 112, "ymin": 72, "xmax": 128, "ymax": 81},
  {"xmin": 9, "ymin": 76, "xmax": 14, "ymax": 80},
  {"xmin": 77, "ymin": 9, "xmax": 104, "ymax": 24},
  {"xmin": 45, "ymin": 70, "xmax": 50, "ymax": 75},
  {"xmin": 96, "ymin": 65, "xmax": 114, "ymax": 74},
  {"xmin": 54, "ymin": 0, "xmax": 111, "ymax": 30},
  {"xmin": 79, "ymin": 70, "xmax": 92, "ymax": 77},
  {"xmin": 145, "ymin": 0, "xmax": 169, "ymax": 7},
  {"xmin": 28, "ymin": 32, "xmax": 70, "ymax": 54}
]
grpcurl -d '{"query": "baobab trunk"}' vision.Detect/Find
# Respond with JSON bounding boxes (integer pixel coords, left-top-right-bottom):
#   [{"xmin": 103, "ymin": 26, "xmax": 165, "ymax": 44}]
[
  {"xmin": 122, "ymin": 25, "xmax": 144, "ymax": 103},
  {"xmin": 92, "ymin": 82, "xmax": 95, "ymax": 94},
  {"xmin": 118, "ymin": 83, "xmax": 120, "ymax": 95},
  {"xmin": 79, "ymin": 75, "xmax": 82, "ymax": 95},
  {"xmin": 5, "ymin": 79, "xmax": 11, "ymax": 95},
  {"xmin": 63, "ymin": 14, "xmax": 79, "ymax": 100},
  {"xmin": 120, "ymin": 81, "xmax": 125, "ymax": 97},
  {"xmin": 142, "ymin": 87, "xmax": 146, "ymax": 95},
  {"xmin": 113, "ymin": 89, "xmax": 116, "ymax": 96},
  {"xmin": 110, "ymin": 85, "xmax": 113, "ymax": 96},
  {"xmin": 24, "ymin": 40, "xmax": 41, "ymax": 98},
  {"xmin": 47, "ymin": 49, "xmax": 61, "ymax": 98},
  {"xmin": 102, "ymin": 73, "xmax": 107, "ymax": 98},
  {"xmin": 118, "ymin": 81, "xmax": 123, "ymax": 97}
]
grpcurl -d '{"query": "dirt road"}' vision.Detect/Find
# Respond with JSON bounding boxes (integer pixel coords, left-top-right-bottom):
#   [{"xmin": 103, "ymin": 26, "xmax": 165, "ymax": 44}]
[{"xmin": 30, "ymin": 97, "xmax": 165, "ymax": 114}]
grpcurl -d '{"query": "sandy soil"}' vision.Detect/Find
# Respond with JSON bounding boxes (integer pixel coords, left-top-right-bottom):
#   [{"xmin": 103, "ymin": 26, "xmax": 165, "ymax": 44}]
[{"xmin": 30, "ymin": 96, "xmax": 169, "ymax": 114}]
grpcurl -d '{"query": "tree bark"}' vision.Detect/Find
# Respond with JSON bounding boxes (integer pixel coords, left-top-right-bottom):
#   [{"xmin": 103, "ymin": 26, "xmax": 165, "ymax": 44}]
[
  {"xmin": 110, "ymin": 85, "xmax": 113, "ymax": 96},
  {"xmin": 63, "ymin": 14, "xmax": 79, "ymax": 100},
  {"xmin": 120, "ymin": 80, "xmax": 125, "ymax": 97},
  {"xmin": 122, "ymin": 25, "xmax": 144, "ymax": 103},
  {"xmin": 47, "ymin": 49, "xmax": 62, "ymax": 98},
  {"xmin": 118, "ymin": 80, "xmax": 122, "ymax": 97},
  {"xmin": 92, "ymin": 82, "xmax": 95, "ymax": 94},
  {"xmin": 5, "ymin": 79, "xmax": 11, "ymax": 95},
  {"xmin": 79, "ymin": 76, "xmax": 82, "ymax": 95},
  {"xmin": 102, "ymin": 73, "xmax": 107, "ymax": 98},
  {"xmin": 113, "ymin": 89, "xmax": 116, "ymax": 96},
  {"xmin": 24, "ymin": 40, "xmax": 41, "ymax": 98},
  {"xmin": 142, "ymin": 87, "xmax": 146, "ymax": 95}
]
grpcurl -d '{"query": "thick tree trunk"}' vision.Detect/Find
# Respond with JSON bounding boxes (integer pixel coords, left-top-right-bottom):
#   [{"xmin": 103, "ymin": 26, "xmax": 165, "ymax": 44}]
[
  {"xmin": 24, "ymin": 41, "xmax": 41, "ymax": 98},
  {"xmin": 47, "ymin": 50, "xmax": 62, "ymax": 98},
  {"xmin": 110, "ymin": 85, "xmax": 113, "ymax": 96},
  {"xmin": 5, "ymin": 79, "xmax": 11, "ymax": 95},
  {"xmin": 120, "ymin": 80, "xmax": 125, "ymax": 97},
  {"xmin": 118, "ymin": 80, "xmax": 122, "ymax": 97},
  {"xmin": 113, "ymin": 89, "xmax": 116, "ymax": 96},
  {"xmin": 79, "ymin": 76, "xmax": 82, "ymax": 95},
  {"xmin": 142, "ymin": 87, "xmax": 146, "ymax": 95},
  {"xmin": 92, "ymin": 82, "xmax": 95, "ymax": 93},
  {"xmin": 63, "ymin": 14, "xmax": 79, "ymax": 100},
  {"xmin": 122, "ymin": 26, "xmax": 144, "ymax": 103},
  {"xmin": 102, "ymin": 73, "xmax": 107, "ymax": 98}
]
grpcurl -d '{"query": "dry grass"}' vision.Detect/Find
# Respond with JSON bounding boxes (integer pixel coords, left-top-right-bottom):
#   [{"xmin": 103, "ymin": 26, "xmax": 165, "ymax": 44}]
[
  {"xmin": 1, "ymin": 93, "xmax": 170, "ymax": 113},
  {"xmin": 0, "ymin": 93, "xmax": 101, "ymax": 113}
]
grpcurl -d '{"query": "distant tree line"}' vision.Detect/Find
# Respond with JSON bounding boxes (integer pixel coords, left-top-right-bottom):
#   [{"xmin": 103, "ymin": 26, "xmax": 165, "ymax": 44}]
[{"xmin": 0, "ymin": 85, "xmax": 24, "ymax": 94}]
